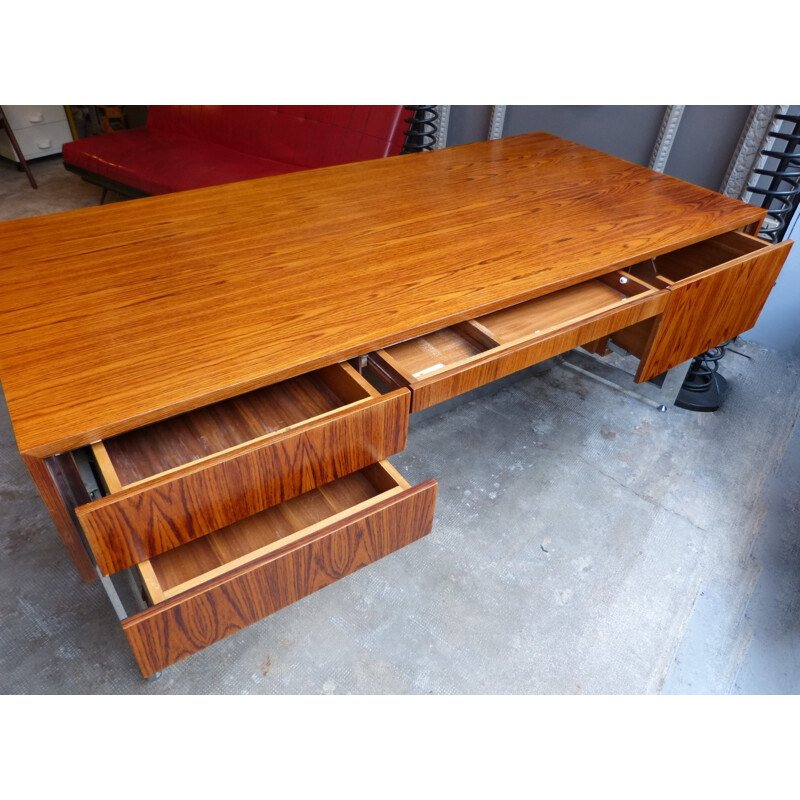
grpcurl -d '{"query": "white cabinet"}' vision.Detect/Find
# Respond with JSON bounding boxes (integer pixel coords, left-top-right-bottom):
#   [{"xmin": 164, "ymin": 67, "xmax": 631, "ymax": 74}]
[{"xmin": 0, "ymin": 105, "xmax": 73, "ymax": 162}]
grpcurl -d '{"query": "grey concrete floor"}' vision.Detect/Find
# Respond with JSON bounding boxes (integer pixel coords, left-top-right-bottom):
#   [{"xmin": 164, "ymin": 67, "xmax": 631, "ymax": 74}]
[{"xmin": 2, "ymin": 155, "xmax": 800, "ymax": 695}]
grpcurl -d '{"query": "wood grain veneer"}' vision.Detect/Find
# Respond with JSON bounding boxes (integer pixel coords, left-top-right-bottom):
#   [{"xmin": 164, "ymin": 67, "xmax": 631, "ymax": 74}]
[
  {"xmin": 77, "ymin": 387, "xmax": 410, "ymax": 575},
  {"xmin": 21, "ymin": 454, "xmax": 96, "ymax": 582},
  {"xmin": 123, "ymin": 475, "xmax": 438, "ymax": 677},
  {"xmin": 636, "ymin": 239, "xmax": 793, "ymax": 382},
  {"xmin": 0, "ymin": 132, "xmax": 767, "ymax": 458}
]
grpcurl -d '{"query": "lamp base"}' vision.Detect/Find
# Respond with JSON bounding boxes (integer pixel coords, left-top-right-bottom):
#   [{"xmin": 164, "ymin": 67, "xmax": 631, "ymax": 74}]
[{"xmin": 674, "ymin": 371, "xmax": 728, "ymax": 412}]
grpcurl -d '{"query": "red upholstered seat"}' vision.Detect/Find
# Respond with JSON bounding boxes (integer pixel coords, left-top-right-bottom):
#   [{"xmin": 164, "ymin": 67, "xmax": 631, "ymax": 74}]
[{"xmin": 62, "ymin": 106, "xmax": 409, "ymax": 196}]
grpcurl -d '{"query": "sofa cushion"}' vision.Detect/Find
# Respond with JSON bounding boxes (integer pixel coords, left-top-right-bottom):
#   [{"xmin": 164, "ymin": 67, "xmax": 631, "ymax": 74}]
[
  {"xmin": 147, "ymin": 105, "xmax": 408, "ymax": 168},
  {"xmin": 62, "ymin": 105, "xmax": 409, "ymax": 195},
  {"xmin": 63, "ymin": 127, "xmax": 306, "ymax": 195}
]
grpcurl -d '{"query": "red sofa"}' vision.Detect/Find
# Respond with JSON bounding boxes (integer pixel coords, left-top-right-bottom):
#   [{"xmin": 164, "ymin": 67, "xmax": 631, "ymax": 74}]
[{"xmin": 62, "ymin": 105, "xmax": 410, "ymax": 198}]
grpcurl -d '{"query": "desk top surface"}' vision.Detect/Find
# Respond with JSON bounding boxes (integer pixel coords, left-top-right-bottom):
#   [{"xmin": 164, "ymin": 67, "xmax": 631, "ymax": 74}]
[{"xmin": 0, "ymin": 131, "xmax": 764, "ymax": 456}]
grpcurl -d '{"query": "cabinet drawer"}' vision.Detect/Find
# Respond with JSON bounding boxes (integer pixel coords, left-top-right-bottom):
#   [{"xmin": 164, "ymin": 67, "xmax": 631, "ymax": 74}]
[
  {"xmin": 122, "ymin": 461, "xmax": 438, "ymax": 677},
  {"xmin": 3, "ymin": 120, "xmax": 72, "ymax": 159},
  {"xmin": 75, "ymin": 363, "xmax": 410, "ymax": 575},
  {"xmin": 2, "ymin": 105, "xmax": 67, "ymax": 129},
  {"xmin": 624, "ymin": 231, "xmax": 793, "ymax": 381},
  {"xmin": 369, "ymin": 272, "xmax": 667, "ymax": 412}
]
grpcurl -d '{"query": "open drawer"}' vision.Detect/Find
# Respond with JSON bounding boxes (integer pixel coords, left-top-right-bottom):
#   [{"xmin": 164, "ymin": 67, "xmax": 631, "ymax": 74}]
[
  {"xmin": 615, "ymin": 231, "xmax": 793, "ymax": 382},
  {"xmin": 121, "ymin": 461, "xmax": 438, "ymax": 677},
  {"xmin": 73, "ymin": 362, "xmax": 411, "ymax": 575},
  {"xmin": 368, "ymin": 271, "xmax": 668, "ymax": 412}
]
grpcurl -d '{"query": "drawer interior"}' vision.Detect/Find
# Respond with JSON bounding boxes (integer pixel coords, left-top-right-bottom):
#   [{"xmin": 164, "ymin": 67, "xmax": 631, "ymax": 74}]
[
  {"xmin": 98, "ymin": 363, "xmax": 377, "ymax": 487},
  {"xmin": 378, "ymin": 326, "xmax": 493, "ymax": 381},
  {"xmin": 137, "ymin": 461, "xmax": 408, "ymax": 602},
  {"xmin": 624, "ymin": 231, "xmax": 767, "ymax": 286},
  {"xmin": 376, "ymin": 272, "xmax": 654, "ymax": 381},
  {"xmin": 475, "ymin": 275, "xmax": 651, "ymax": 345}
]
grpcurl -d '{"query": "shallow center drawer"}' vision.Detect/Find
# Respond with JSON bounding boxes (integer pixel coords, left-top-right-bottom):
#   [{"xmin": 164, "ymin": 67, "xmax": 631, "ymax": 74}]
[
  {"xmin": 369, "ymin": 272, "xmax": 667, "ymax": 412},
  {"xmin": 122, "ymin": 461, "xmax": 438, "ymax": 677},
  {"xmin": 74, "ymin": 362, "xmax": 410, "ymax": 575}
]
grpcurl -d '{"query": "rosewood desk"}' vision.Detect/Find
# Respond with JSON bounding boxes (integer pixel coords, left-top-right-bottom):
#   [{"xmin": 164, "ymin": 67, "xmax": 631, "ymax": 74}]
[{"xmin": 0, "ymin": 132, "xmax": 792, "ymax": 676}]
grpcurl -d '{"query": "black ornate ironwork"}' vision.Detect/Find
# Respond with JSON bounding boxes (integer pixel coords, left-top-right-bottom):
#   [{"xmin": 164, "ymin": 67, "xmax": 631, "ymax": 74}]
[
  {"xmin": 748, "ymin": 112, "xmax": 800, "ymax": 243},
  {"xmin": 401, "ymin": 106, "xmax": 439, "ymax": 154}
]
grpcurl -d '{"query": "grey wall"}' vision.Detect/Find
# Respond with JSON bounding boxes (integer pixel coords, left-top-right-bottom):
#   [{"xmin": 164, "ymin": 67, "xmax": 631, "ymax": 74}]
[
  {"xmin": 446, "ymin": 106, "xmax": 493, "ymax": 147},
  {"xmin": 503, "ymin": 106, "xmax": 665, "ymax": 167},
  {"xmin": 445, "ymin": 105, "xmax": 751, "ymax": 189},
  {"xmin": 443, "ymin": 105, "xmax": 799, "ymax": 353},
  {"xmin": 664, "ymin": 105, "xmax": 751, "ymax": 190}
]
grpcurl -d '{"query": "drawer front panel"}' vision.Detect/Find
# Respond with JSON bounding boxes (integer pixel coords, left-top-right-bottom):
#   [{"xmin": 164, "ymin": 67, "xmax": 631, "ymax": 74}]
[
  {"xmin": 8, "ymin": 121, "xmax": 72, "ymax": 159},
  {"xmin": 3, "ymin": 105, "xmax": 67, "ymax": 129},
  {"xmin": 122, "ymin": 478, "xmax": 438, "ymax": 677},
  {"xmin": 77, "ymin": 389, "xmax": 410, "ymax": 575},
  {"xmin": 374, "ymin": 292, "xmax": 666, "ymax": 412},
  {"xmin": 636, "ymin": 240, "xmax": 792, "ymax": 382}
]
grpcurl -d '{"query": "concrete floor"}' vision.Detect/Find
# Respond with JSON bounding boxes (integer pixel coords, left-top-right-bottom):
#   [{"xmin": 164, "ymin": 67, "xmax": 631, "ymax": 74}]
[{"xmin": 2, "ymin": 155, "xmax": 800, "ymax": 695}]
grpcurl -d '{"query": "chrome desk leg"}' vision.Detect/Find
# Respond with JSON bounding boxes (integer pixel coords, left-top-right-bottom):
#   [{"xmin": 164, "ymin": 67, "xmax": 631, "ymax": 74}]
[
  {"xmin": 560, "ymin": 347, "xmax": 692, "ymax": 412},
  {"xmin": 96, "ymin": 566, "xmax": 128, "ymax": 621},
  {"xmin": 95, "ymin": 566, "xmax": 161, "ymax": 679}
]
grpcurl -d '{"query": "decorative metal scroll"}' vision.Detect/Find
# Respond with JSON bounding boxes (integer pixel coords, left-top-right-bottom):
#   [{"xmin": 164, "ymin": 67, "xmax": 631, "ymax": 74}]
[{"xmin": 649, "ymin": 106, "xmax": 685, "ymax": 173}]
